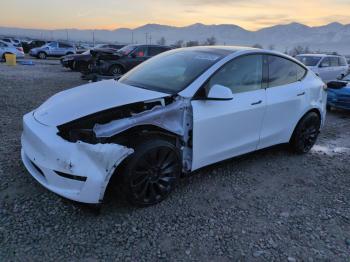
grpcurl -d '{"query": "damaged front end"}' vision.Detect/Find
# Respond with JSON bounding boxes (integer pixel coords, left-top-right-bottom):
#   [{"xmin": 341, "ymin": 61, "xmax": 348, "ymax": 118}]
[
  {"xmin": 22, "ymin": 94, "xmax": 193, "ymax": 204},
  {"xmin": 57, "ymin": 96, "xmax": 194, "ymax": 172}
]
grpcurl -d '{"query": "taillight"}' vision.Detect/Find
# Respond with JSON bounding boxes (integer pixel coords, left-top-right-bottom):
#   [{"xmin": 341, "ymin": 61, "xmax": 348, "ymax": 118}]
[{"xmin": 17, "ymin": 47, "xmax": 24, "ymax": 52}]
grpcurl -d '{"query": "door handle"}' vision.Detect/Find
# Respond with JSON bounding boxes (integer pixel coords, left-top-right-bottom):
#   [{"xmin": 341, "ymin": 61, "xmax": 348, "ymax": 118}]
[
  {"xmin": 251, "ymin": 100, "xmax": 262, "ymax": 106},
  {"xmin": 297, "ymin": 92, "xmax": 305, "ymax": 96}
]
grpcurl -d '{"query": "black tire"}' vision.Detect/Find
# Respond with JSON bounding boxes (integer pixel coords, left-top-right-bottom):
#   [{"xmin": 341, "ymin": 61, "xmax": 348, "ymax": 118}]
[
  {"xmin": 123, "ymin": 139, "xmax": 181, "ymax": 207},
  {"xmin": 109, "ymin": 65, "xmax": 124, "ymax": 76},
  {"xmin": 290, "ymin": 112, "xmax": 321, "ymax": 154},
  {"xmin": 38, "ymin": 52, "xmax": 47, "ymax": 59},
  {"xmin": 69, "ymin": 61, "xmax": 76, "ymax": 71}
]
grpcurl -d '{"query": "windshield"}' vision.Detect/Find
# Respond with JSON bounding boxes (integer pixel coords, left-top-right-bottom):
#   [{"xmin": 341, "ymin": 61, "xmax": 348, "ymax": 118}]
[
  {"xmin": 118, "ymin": 45, "xmax": 137, "ymax": 55},
  {"xmin": 296, "ymin": 56, "xmax": 322, "ymax": 66},
  {"xmin": 119, "ymin": 49, "xmax": 224, "ymax": 94}
]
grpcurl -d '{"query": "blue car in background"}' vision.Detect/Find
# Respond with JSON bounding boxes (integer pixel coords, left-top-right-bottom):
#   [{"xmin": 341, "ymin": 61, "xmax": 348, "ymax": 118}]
[{"xmin": 327, "ymin": 73, "xmax": 350, "ymax": 110}]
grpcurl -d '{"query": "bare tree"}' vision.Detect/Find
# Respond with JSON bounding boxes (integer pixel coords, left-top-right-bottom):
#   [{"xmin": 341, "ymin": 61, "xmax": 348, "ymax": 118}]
[
  {"xmin": 157, "ymin": 37, "xmax": 166, "ymax": 45},
  {"xmin": 186, "ymin": 40, "xmax": 199, "ymax": 47},
  {"xmin": 205, "ymin": 36, "xmax": 217, "ymax": 46},
  {"xmin": 252, "ymin": 43, "xmax": 263, "ymax": 49},
  {"xmin": 174, "ymin": 40, "xmax": 184, "ymax": 48}
]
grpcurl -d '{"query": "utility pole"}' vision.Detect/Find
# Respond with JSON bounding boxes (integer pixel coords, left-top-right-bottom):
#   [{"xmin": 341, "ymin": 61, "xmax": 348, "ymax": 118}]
[
  {"xmin": 66, "ymin": 29, "xmax": 69, "ymax": 41},
  {"xmin": 145, "ymin": 33, "xmax": 148, "ymax": 44},
  {"xmin": 92, "ymin": 31, "xmax": 95, "ymax": 46},
  {"xmin": 149, "ymin": 33, "xmax": 152, "ymax": 44},
  {"xmin": 131, "ymin": 32, "xmax": 134, "ymax": 44}
]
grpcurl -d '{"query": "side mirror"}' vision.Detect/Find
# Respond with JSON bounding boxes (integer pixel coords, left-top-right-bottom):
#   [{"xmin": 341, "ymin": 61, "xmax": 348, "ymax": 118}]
[
  {"xmin": 327, "ymin": 81, "xmax": 347, "ymax": 89},
  {"xmin": 207, "ymin": 84, "xmax": 233, "ymax": 100}
]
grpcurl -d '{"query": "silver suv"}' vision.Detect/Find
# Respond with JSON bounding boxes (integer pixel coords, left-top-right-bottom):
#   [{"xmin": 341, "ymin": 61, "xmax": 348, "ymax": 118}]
[
  {"xmin": 29, "ymin": 42, "xmax": 76, "ymax": 59},
  {"xmin": 296, "ymin": 54, "xmax": 348, "ymax": 82}
]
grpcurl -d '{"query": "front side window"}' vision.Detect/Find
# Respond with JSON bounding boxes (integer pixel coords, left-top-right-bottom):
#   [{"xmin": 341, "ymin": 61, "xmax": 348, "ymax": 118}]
[
  {"xmin": 118, "ymin": 45, "xmax": 136, "ymax": 55},
  {"xmin": 206, "ymin": 55, "xmax": 263, "ymax": 94},
  {"xmin": 133, "ymin": 46, "xmax": 147, "ymax": 57},
  {"xmin": 320, "ymin": 57, "xmax": 330, "ymax": 67},
  {"xmin": 330, "ymin": 57, "xmax": 339, "ymax": 67},
  {"xmin": 268, "ymin": 55, "xmax": 304, "ymax": 87},
  {"xmin": 48, "ymin": 42, "xmax": 58, "ymax": 48}
]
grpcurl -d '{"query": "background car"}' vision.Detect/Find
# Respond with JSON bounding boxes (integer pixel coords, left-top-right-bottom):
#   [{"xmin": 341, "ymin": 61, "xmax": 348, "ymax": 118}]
[
  {"xmin": 29, "ymin": 41, "xmax": 76, "ymax": 59},
  {"xmin": 1, "ymin": 37, "xmax": 22, "ymax": 47},
  {"xmin": 327, "ymin": 73, "xmax": 350, "ymax": 110},
  {"xmin": 296, "ymin": 54, "xmax": 348, "ymax": 83},
  {"xmin": 60, "ymin": 44, "xmax": 125, "ymax": 71},
  {"xmin": 21, "ymin": 47, "xmax": 326, "ymax": 206},
  {"xmin": 0, "ymin": 40, "xmax": 25, "ymax": 61},
  {"xmin": 22, "ymin": 40, "xmax": 47, "ymax": 53},
  {"xmin": 89, "ymin": 44, "xmax": 172, "ymax": 76}
]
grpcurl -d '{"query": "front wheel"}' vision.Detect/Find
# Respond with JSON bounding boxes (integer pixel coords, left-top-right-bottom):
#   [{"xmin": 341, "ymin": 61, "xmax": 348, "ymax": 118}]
[
  {"xmin": 123, "ymin": 139, "xmax": 181, "ymax": 207},
  {"xmin": 290, "ymin": 112, "xmax": 321, "ymax": 154},
  {"xmin": 38, "ymin": 52, "xmax": 47, "ymax": 59},
  {"xmin": 109, "ymin": 65, "xmax": 124, "ymax": 76}
]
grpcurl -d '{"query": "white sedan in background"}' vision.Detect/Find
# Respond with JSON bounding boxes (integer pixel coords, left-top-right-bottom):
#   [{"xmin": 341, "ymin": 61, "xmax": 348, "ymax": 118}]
[
  {"xmin": 0, "ymin": 40, "xmax": 25, "ymax": 60},
  {"xmin": 21, "ymin": 46, "xmax": 327, "ymax": 207}
]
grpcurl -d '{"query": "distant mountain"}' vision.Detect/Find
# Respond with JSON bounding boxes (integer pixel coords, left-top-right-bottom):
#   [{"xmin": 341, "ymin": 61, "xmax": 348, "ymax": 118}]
[{"xmin": 0, "ymin": 22, "xmax": 349, "ymax": 54}]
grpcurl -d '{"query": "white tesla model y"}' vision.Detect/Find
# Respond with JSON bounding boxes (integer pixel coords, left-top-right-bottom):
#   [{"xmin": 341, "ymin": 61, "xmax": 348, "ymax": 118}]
[{"xmin": 21, "ymin": 46, "xmax": 327, "ymax": 206}]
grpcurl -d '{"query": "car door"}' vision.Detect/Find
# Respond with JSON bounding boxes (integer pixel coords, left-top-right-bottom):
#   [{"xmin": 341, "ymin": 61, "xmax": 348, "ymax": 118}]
[
  {"xmin": 318, "ymin": 57, "xmax": 332, "ymax": 82},
  {"xmin": 191, "ymin": 54, "xmax": 267, "ymax": 170},
  {"xmin": 47, "ymin": 42, "xmax": 59, "ymax": 55},
  {"xmin": 258, "ymin": 55, "xmax": 307, "ymax": 149}
]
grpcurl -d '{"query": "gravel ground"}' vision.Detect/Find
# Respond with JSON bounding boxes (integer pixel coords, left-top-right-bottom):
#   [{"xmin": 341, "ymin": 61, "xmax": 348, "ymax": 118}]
[{"xmin": 1, "ymin": 59, "xmax": 350, "ymax": 261}]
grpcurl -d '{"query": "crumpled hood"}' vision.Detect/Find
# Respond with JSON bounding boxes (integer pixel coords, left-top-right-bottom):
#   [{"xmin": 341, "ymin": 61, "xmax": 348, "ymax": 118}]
[{"xmin": 34, "ymin": 80, "xmax": 170, "ymax": 127}]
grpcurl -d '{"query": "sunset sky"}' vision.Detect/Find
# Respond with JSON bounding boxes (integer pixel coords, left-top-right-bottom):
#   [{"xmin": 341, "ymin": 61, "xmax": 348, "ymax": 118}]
[{"xmin": 1, "ymin": 0, "xmax": 350, "ymax": 30}]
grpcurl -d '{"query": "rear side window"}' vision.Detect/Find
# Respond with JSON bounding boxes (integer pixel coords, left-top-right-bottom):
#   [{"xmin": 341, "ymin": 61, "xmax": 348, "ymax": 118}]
[
  {"xmin": 268, "ymin": 55, "xmax": 306, "ymax": 88},
  {"xmin": 59, "ymin": 43, "xmax": 72, "ymax": 48},
  {"xmin": 339, "ymin": 57, "xmax": 347, "ymax": 66},
  {"xmin": 330, "ymin": 57, "xmax": 339, "ymax": 67},
  {"xmin": 148, "ymin": 47, "xmax": 168, "ymax": 56}
]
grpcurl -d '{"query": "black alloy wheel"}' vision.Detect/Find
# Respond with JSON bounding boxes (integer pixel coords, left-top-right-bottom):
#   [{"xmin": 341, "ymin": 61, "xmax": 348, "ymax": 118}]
[
  {"xmin": 109, "ymin": 65, "xmax": 124, "ymax": 76},
  {"xmin": 291, "ymin": 112, "xmax": 321, "ymax": 154},
  {"xmin": 123, "ymin": 139, "xmax": 181, "ymax": 207}
]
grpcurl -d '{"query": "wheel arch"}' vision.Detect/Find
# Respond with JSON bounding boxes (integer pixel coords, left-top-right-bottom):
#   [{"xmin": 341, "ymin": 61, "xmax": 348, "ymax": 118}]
[
  {"xmin": 289, "ymin": 108, "xmax": 321, "ymax": 142},
  {"xmin": 102, "ymin": 124, "xmax": 182, "ymax": 202}
]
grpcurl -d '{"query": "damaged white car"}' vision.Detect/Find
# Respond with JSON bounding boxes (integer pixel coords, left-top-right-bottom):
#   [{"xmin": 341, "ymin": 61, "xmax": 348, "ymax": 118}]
[{"xmin": 21, "ymin": 46, "xmax": 327, "ymax": 206}]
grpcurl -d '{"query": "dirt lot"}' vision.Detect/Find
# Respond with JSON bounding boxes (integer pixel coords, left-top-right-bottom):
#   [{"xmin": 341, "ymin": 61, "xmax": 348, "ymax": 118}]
[{"xmin": 1, "ymin": 59, "xmax": 350, "ymax": 261}]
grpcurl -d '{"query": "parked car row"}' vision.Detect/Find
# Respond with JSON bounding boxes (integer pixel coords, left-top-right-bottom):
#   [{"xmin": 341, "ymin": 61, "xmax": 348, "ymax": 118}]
[
  {"xmin": 0, "ymin": 40, "xmax": 25, "ymax": 60},
  {"xmin": 60, "ymin": 44, "xmax": 172, "ymax": 78}
]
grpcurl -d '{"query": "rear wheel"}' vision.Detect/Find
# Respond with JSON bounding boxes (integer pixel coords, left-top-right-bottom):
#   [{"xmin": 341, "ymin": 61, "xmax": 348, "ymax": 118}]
[
  {"xmin": 123, "ymin": 139, "xmax": 181, "ymax": 207},
  {"xmin": 38, "ymin": 52, "xmax": 47, "ymax": 59},
  {"xmin": 290, "ymin": 112, "xmax": 321, "ymax": 154},
  {"xmin": 109, "ymin": 65, "xmax": 124, "ymax": 76}
]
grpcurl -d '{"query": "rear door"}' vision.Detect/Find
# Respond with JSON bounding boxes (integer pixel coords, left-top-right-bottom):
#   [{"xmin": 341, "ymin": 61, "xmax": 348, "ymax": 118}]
[
  {"xmin": 191, "ymin": 54, "xmax": 267, "ymax": 170},
  {"xmin": 318, "ymin": 57, "xmax": 333, "ymax": 82},
  {"xmin": 258, "ymin": 55, "xmax": 307, "ymax": 149}
]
